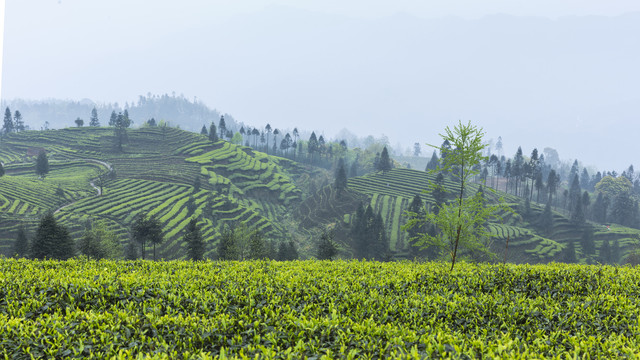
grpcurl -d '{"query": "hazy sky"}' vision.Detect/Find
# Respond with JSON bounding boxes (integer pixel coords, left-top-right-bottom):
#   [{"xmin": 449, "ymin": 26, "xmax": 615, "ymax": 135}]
[{"xmin": 2, "ymin": 1, "xmax": 640, "ymax": 171}]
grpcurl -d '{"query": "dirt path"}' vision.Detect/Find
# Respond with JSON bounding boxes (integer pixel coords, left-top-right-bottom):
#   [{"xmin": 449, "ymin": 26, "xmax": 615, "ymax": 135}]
[{"xmin": 53, "ymin": 159, "xmax": 112, "ymax": 214}]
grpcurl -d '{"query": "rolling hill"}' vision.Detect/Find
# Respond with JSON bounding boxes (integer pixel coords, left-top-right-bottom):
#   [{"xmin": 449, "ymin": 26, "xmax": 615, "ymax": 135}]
[
  {"xmin": 0, "ymin": 126, "xmax": 321, "ymax": 259},
  {"xmin": 1, "ymin": 127, "xmax": 639, "ymax": 263}
]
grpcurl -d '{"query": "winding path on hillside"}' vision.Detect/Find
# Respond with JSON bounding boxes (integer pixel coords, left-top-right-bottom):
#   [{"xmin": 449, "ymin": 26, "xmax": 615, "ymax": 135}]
[{"xmin": 53, "ymin": 159, "xmax": 112, "ymax": 214}]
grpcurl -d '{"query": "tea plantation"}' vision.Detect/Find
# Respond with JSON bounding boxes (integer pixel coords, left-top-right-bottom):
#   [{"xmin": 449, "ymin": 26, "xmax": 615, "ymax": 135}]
[
  {"xmin": 0, "ymin": 127, "xmax": 310, "ymax": 258},
  {"xmin": 1, "ymin": 259, "xmax": 639, "ymax": 358}
]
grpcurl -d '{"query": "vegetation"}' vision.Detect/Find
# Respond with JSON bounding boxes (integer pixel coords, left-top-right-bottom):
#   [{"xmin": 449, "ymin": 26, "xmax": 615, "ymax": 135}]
[{"xmin": 1, "ymin": 259, "xmax": 639, "ymax": 358}]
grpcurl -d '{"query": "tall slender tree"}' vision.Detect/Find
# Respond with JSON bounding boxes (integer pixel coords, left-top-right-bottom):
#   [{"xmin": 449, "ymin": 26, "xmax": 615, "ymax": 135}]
[
  {"xmin": 35, "ymin": 151, "xmax": 49, "ymax": 178},
  {"xmin": 89, "ymin": 107, "xmax": 100, "ymax": 127},
  {"xmin": 184, "ymin": 217, "xmax": 205, "ymax": 261},
  {"xmin": 3, "ymin": 107, "xmax": 14, "ymax": 134},
  {"xmin": 218, "ymin": 115, "xmax": 227, "ymax": 139},
  {"xmin": 14, "ymin": 111, "xmax": 24, "ymax": 132},
  {"xmin": 13, "ymin": 226, "xmax": 29, "ymax": 258},
  {"xmin": 377, "ymin": 146, "xmax": 391, "ymax": 172}
]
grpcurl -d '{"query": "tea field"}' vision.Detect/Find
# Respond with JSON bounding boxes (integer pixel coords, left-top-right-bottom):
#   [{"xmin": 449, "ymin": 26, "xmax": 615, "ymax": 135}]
[
  {"xmin": 1, "ymin": 259, "xmax": 639, "ymax": 359},
  {"xmin": 0, "ymin": 127, "xmax": 312, "ymax": 258}
]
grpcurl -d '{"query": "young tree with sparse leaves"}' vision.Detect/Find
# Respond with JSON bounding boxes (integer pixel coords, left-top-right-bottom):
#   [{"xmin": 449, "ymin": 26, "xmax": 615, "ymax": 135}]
[{"xmin": 404, "ymin": 120, "xmax": 510, "ymax": 271}]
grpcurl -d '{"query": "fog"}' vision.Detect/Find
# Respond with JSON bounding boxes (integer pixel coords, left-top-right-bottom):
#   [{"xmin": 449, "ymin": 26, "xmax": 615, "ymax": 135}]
[{"xmin": 1, "ymin": 1, "xmax": 639, "ymax": 171}]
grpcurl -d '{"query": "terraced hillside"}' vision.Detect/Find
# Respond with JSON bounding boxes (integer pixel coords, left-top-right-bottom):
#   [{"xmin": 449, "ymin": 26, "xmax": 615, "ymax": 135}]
[
  {"xmin": 341, "ymin": 168, "xmax": 640, "ymax": 263},
  {"xmin": 0, "ymin": 127, "xmax": 311, "ymax": 258}
]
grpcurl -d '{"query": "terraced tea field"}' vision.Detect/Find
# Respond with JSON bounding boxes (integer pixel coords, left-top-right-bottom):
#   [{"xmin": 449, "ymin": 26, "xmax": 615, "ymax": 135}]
[
  {"xmin": 346, "ymin": 168, "xmax": 640, "ymax": 262},
  {"xmin": 0, "ymin": 127, "xmax": 308, "ymax": 259}
]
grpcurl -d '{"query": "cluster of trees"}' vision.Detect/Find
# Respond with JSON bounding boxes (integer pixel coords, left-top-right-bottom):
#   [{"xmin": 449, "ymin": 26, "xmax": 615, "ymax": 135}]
[
  {"xmin": 217, "ymin": 223, "xmax": 298, "ymax": 261},
  {"xmin": 350, "ymin": 203, "xmax": 390, "ymax": 260},
  {"xmin": 2, "ymin": 107, "xmax": 26, "ymax": 134}
]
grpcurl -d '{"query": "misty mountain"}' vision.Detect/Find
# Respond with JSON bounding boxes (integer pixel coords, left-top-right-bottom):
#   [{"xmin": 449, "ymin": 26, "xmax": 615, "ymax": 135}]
[{"xmin": 2, "ymin": 94, "xmax": 236, "ymax": 132}]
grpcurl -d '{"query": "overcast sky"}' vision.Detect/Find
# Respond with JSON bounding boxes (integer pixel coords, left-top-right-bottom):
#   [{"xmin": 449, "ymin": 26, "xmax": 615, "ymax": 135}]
[{"xmin": 2, "ymin": 1, "xmax": 640, "ymax": 171}]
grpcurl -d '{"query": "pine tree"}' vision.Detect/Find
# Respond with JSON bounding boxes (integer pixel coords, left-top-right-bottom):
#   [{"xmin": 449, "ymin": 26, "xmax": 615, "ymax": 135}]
[
  {"xmin": 89, "ymin": 107, "xmax": 100, "ymax": 126},
  {"xmin": 208, "ymin": 123, "xmax": 218, "ymax": 142},
  {"xmin": 335, "ymin": 158, "xmax": 347, "ymax": 193},
  {"xmin": 538, "ymin": 199, "xmax": 554, "ymax": 235},
  {"xmin": 432, "ymin": 172, "xmax": 448, "ymax": 212},
  {"xmin": 248, "ymin": 231, "xmax": 267, "ymax": 260},
  {"xmin": 13, "ymin": 226, "xmax": 29, "ymax": 258},
  {"xmin": 217, "ymin": 225, "xmax": 237, "ymax": 260},
  {"xmin": 31, "ymin": 212, "xmax": 75, "ymax": 260},
  {"xmin": 563, "ymin": 240, "xmax": 577, "ymax": 263},
  {"xmin": 3, "ymin": 107, "xmax": 14, "ymax": 134},
  {"xmin": 406, "ymin": 194, "xmax": 426, "ymax": 258},
  {"xmin": 377, "ymin": 146, "xmax": 392, "ymax": 172},
  {"xmin": 570, "ymin": 194, "xmax": 585, "ymax": 225},
  {"xmin": 413, "ymin": 142, "xmax": 421, "ymax": 157},
  {"xmin": 317, "ymin": 229, "xmax": 338, "ymax": 260},
  {"xmin": 14, "ymin": 111, "xmax": 24, "ymax": 132},
  {"xmin": 581, "ymin": 226, "xmax": 596, "ymax": 255},
  {"xmin": 35, "ymin": 151, "xmax": 49, "ymax": 178},
  {"xmin": 184, "ymin": 217, "xmax": 205, "ymax": 261},
  {"xmin": 75, "ymin": 118, "xmax": 84, "ymax": 127},
  {"xmin": 218, "ymin": 116, "xmax": 227, "ymax": 139},
  {"xmin": 350, "ymin": 203, "xmax": 368, "ymax": 258},
  {"xmin": 200, "ymin": 125, "xmax": 208, "ymax": 136},
  {"xmin": 109, "ymin": 111, "xmax": 117, "ymax": 126},
  {"xmin": 425, "ymin": 151, "xmax": 439, "ymax": 171},
  {"xmin": 371, "ymin": 212, "xmax": 389, "ymax": 260}
]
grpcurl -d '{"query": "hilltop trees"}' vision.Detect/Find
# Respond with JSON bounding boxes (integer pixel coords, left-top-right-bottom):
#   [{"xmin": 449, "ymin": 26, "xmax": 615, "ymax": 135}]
[
  {"xmin": 89, "ymin": 107, "xmax": 100, "ymax": 126},
  {"xmin": 3, "ymin": 107, "xmax": 14, "ymax": 134},
  {"xmin": 75, "ymin": 118, "xmax": 84, "ymax": 127},
  {"xmin": 31, "ymin": 212, "xmax": 75, "ymax": 260},
  {"xmin": 112, "ymin": 111, "xmax": 132, "ymax": 151},
  {"xmin": 377, "ymin": 147, "xmax": 392, "ymax": 172}
]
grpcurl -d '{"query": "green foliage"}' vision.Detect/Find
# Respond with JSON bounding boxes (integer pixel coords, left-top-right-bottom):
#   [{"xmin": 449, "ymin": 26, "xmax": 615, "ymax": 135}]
[
  {"xmin": 317, "ymin": 229, "xmax": 338, "ymax": 260},
  {"xmin": 376, "ymin": 146, "xmax": 392, "ymax": 172},
  {"xmin": 131, "ymin": 214, "xmax": 163, "ymax": 260},
  {"xmin": 595, "ymin": 176, "xmax": 632, "ymax": 200},
  {"xmin": 414, "ymin": 120, "xmax": 510, "ymax": 270},
  {"xmin": 35, "ymin": 151, "xmax": 49, "ymax": 177},
  {"xmin": 13, "ymin": 226, "xmax": 29, "ymax": 258},
  {"xmin": 30, "ymin": 212, "xmax": 75, "ymax": 260},
  {"xmin": 183, "ymin": 217, "xmax": 205, "ymax": 261},
  {"xmin": 1, "ymin": 260, "xmax": 639, "ymax": 358},
  {"xmin": 334, "ymin": 158, "xmax": 347, "ymax": 193}
]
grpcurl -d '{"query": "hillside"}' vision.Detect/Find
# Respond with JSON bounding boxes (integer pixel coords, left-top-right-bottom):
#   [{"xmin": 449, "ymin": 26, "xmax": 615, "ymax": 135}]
[
  {"xmin": 300, "ymin": 167, "xmax": 640, "ymax": 264},
  {"xmin": 1, "ymin": 127, "xmax": 639, "ymax": 263},
  {"xmin": 0, "ymin": 127, "xmax": 323, "ymax": 259}
]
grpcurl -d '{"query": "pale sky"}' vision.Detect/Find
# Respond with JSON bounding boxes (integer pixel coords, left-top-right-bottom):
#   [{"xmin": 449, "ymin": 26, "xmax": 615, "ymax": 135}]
[{"xmin": 2, "ymin": 1, "xmax": 640, "ymax": 171}]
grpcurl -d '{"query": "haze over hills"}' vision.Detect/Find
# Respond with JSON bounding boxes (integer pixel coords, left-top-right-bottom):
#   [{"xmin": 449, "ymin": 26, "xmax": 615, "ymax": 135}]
[{"xmin": 3, "ymin": 6, "xmax": 640, "ymax": 171}]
